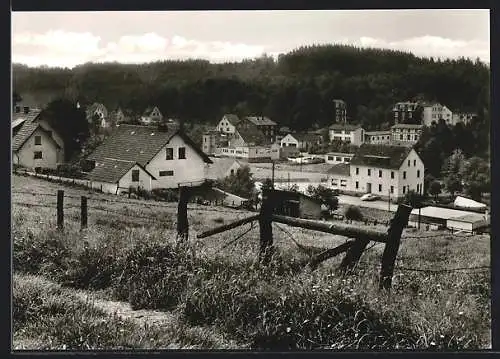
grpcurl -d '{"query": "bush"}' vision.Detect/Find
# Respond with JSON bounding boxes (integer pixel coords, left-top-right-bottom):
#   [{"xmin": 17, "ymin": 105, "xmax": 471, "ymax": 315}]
[
  {"xmin": 151, "ymin": 188, "xmax": 179, "ymax": 202},
  {"xmin": 344, "ymin": 205, "xmax": 363, "ymax": 221}
]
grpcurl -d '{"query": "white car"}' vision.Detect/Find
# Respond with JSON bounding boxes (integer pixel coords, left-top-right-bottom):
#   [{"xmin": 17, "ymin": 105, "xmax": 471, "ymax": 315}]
[{"xmin": 360, "ymin": 193, "xmax": 380, "ymax": 201}]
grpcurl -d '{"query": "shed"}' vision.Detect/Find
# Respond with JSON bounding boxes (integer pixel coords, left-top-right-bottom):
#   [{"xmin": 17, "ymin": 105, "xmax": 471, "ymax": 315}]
[
  {"xmin": 446, "ymin": 214, "xmax": 490, "ymax": 233},
  {"xmin": 269, "ymin": 189, "xmax": 322, "ymax": 220},
  {"xmin": 408, "ymin": 206, "xmax": 490, "ymax": 233}
]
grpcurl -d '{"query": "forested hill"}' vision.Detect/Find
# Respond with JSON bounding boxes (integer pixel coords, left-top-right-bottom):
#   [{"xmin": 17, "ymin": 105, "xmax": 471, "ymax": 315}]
[{"xmin": 12, "ymin": 44, "xmax": 490, "ymax": 131}]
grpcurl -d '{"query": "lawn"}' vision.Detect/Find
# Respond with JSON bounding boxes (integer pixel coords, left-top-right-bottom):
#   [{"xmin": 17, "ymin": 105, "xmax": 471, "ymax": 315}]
[{"xmin": 11, "ymin": 173, "xmax": 491, "ymax": 350}]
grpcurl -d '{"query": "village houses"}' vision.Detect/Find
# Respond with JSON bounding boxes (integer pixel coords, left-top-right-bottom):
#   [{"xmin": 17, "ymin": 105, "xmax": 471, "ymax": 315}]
[
  {"xmin": 326, "ymin": 144, "xmax": 425, "ymax": 200},
  {"xmin": 86, "ymin": 102, "xmax": 111, "ymax": 128},
  {"xmin": 140, "ymin": 106, "xmax": 163, "ymax": 125},
  {"xmin": 12, "ymin": 106, "xmax": 65, "ymax": 170},
  {"xmin": 280, "ymin": 132, "xmax": 322, "ymax": 152},
  {"xmin": 85, "ymin": 123, "xmax": 212, "ymax": 194},
  {"xmin": 328, "ymin": 124, "xmax": 365, "ymax": 145}
]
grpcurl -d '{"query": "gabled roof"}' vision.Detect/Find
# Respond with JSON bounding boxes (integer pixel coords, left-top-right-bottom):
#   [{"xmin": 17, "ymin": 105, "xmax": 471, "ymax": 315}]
[
  {"xmin": 207, "ymin": 157, "xmax": 242, "ymax": 180},
  {"xmin": 285, "ymin": 132, "xmax": 321, "ymax": 143},
  {"xmin": 86, "ymin": 103, "xmax": 108, "ymax": 116},
  {"xmin": 12, "ymin": 109, "xmax": 44, "ymax": 152},
  {"xmin": 12, "ymin": 118, "xmax": 27, "ymax": 130},
  {"xmin": 391, "ymin": 124, "xmax": 424, "ymax": 130},
  {"xmin": 143, "ymin": 106, "xmax": 162, "ymax": 117},
  {"xmin": 350, "ymin": 144, "xmax": 413, "ymax": 170},
  {"xmin": 245, "ymin": 116, "xmax": 277, "ymax": 126},
  {"xmin": 222, "ymin": 114, "xmax": 241, "ymax": 125},
  {"xmin": 235, "ymin": 124, "xmax": 267, "ymax": 146},
  {"xmin": 86, "ymin": 124, "xmax": 212, "ymax": 166},
  {"xmin": 329, "ymin": 123, "xmax": 362, "ymax": 131},
  {"xmin": 87, "ymin": 158, "xmax": 156, "ymax": 184},
  {"xmin": 327, "ymin": 163, "xmax": 350, "ymax": 176}
]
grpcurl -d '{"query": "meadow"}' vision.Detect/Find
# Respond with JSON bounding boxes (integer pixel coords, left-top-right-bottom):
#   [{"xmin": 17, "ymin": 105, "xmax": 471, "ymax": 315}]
[{"xmin": 12, "ymin": 174, "xmax": 491, "ymax": 350}]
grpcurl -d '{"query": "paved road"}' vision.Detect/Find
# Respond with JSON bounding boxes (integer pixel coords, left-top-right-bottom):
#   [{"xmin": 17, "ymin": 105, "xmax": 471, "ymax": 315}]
[{"xmin": 338, "ymin": 194, "xmax": 397, "ymax": 212}]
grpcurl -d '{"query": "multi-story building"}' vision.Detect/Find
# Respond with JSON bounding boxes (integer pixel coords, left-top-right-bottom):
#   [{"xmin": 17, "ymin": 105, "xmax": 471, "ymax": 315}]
[
  {"xmin": 364, "ymin": 130, "xmax": 392, "ymax": 145},
  {"xmin": 422, "ymin": 103, "xmax": 454, "ymax": 127},
  {"xmin": 245, "ymin": 116, "xmax": 277, "ymax": 143},
  {"xmin": 333, "ymin": 99, "xmax": 347, "ymax": 123},
  {"xmin": 202, "ymin": 130, "xmax": 229, "ymax": 155},
  {"xmin": 391, "ymin": 124, "xmax": 423, "ymax": 144},
  {"xmin": 324, "ymin": 152, "xmax": 355, "ymax": 165},
  {"xmin": 452, "ymin": 112, "xmax": 477, "ymax": 126},
  {"xmin": 328, "ymin": 124, "xmax": 364, "ymax": 146},
  {"xmin": 349, "ymin": 144, "xmax": 425, "ymax": 200},
  {"xmin": 392, "ymin": 102, "xmax": 422, "ymax": 125}
]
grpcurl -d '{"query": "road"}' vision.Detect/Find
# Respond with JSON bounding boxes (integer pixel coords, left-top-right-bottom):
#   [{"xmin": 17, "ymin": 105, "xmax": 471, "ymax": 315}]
[{"xmin": 338, "ymin": 195, "xmax": 397, "ymax": 212}]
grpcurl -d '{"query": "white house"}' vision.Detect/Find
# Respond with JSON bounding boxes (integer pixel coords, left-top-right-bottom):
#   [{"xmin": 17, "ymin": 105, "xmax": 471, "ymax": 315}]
[
  {"xmin": 328, "ymin": 124, "xmax": 364, "ymax": 146},
  {"xmin": 12, "ymin": 108, "xmax": 65, "ymax": 170},
  {"xmin": 280, "ymin": 133, "xmax": 322, "ymax": 151},
  {"xmin": 324, "ymin": 152, "xmax": 354, "ymax": 164},
  {"xmin": 390, "ymin": 124, "xmax": 423, "ymax": 144},
  {"xmin": 364, "ymin": 130, "xmax": 392, "ymax": 145},
  {"xmin": 349, "ymin": 144, "xmax": 425, "ymax": 199},
  {"xmin": 86, "ymin": 124, "xmax": 213, "ymax": 193},
  {"xmin": 452, "ymin": 112, "xmax": 476, "ymax": 126},
  {"xmin": 422, "ymin": 103, "xmax": 454, "ymax": 127},
  {"xmin": 326, "ymin": 163, "xmax": 352, "ymax": 190},
  {"xmin": 140, "ymin": 106, "xmax": 163, "ymax": 125},
  {"xmin": 206, "ymin": 157, "xmax": 243, "ymax": 181},
  {"xmin": 86, "ymin": 103, "xmax": 110, "ymax": 128},
  {"xmin": 216, "ymin": 114, "xmax": 241, "ymax": 135}
]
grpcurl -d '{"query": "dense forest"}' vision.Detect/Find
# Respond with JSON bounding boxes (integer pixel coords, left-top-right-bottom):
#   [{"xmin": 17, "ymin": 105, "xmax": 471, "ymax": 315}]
[{"xmin": 13, "ymin": 45, "xmax": 489, "ymax": 132}]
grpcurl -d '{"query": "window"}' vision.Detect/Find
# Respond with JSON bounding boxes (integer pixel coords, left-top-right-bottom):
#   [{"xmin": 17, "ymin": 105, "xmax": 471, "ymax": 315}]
[
  {"xmin": 403, "ymin": 186, "xmax": 406, "ymax": 194},
  {"xmin": 378, "ymin": 184, "xmax": 382, "ymax": 192},
  {"xmin": 407, "ymin": 135, "xmax": 411, "ymax": 141},
  {"xmin": 367, "ymin": 169, "xmax": 371, "ymax": 176},
  {"xmin": 34, "ymin": 136, "xmax": 41, "ymax": 145},
  {"xmin": 413, "ymin": 159, "xmax": 416, "ymax": 166},
  {"xmin": 390, "ymin": 186, "xmax": 394, "ymax": 194},
  {"xmin": 159, "ymin": 170, "xmax": 174, "ymax": 176},
  {"xmin": 340, "ymin": 180, "xmax": 347, "ymax": 188},
  {"xmin": 355, "ymin": 181, "xmax": 359, "ymax": 189},
  {"xmin": 335, "ymin": 157, "xmax": 341, "ymax": 161},
  {"xmin": 391, "ymin": 171, "xmax": 394, "ymax": 179},
  {"xmin": 34, "ymin": 151, "xmax": 42, "ymax": 159},
  {"xmin": 131, "ymin": 169, "xmax": 139, "ymax": 182},
  {"xmin": 399, "ymin": 134, "xmax": 403, "ymax": 140},
  {"xmin": 166, "ymin": 148, "xmax": 174, "ymax": 160},
  {"xmin": 417, "ymin": 170, "xmax": 420, "ymax": 178},
  {"xmin": 378, "ymin": 170, "xmax": 382, "ymax": 178},
  {"xmin": 356, "ymin": 167, "xmax": 359, "ymax": 175},
  {"xmin": 403, "ymin": 171, "xmax": 406, "ymax": 179},
  {"xmin": 407, "ymin": 160, "xmax": 410, "ymax": 166},
  {"xmin": 178, "ymin": 147, "xmax": 186, "ymax": 159},
  {"xmin": 345, "ymin": 158, "xmax": 350, "ymax": 163},
  {"xmin": 327, "ymin": 156, "xmax": 334, "ymax": 161}
]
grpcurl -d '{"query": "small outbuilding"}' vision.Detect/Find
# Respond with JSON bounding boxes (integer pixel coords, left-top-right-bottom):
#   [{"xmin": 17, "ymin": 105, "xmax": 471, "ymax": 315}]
[
  {"xmin": 269, "ymin": 189, "xmax": 322, "ymax": 220},
  {"xmin": 408, "ymin": 206, "xmax": 490, "ymax": 233}
]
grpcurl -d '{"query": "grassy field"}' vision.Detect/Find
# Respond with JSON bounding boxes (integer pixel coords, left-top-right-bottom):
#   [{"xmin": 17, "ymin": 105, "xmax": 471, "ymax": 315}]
[{"xmin": 12, "ymin": 174, "xmax": 491, "ymax": 350}]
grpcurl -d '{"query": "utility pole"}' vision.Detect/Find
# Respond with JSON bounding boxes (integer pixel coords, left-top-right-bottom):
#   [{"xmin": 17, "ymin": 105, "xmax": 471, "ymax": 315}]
[
  {"xmin": 418, "ymin": 184, "xmax": 422, "ymax": 230},
  {"xmin": 388, "ymin": 189, "xmax": 390, "ymax": 212},
  {"xmin": 271, "ymin": 161, "xmax": 275, "ymax": 189},
  {"xmin": 288, "ymin": 172, "xmax": 290, "ymax": 190}
]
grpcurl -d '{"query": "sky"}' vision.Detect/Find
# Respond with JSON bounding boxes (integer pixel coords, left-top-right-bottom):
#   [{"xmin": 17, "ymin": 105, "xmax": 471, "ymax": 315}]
[{"xmin": 11, "ymin": 10, "xmax": 490, "ymax": 68}]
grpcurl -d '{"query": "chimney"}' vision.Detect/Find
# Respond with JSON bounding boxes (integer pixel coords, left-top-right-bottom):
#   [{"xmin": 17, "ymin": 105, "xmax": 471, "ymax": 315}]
[
  {"xmin": 23, "ymin": 106, "xmax": 30, "ymax": 114},
  {"xmin": 15, "ymin": 106, "xmax": 20, "ymax": 113}
]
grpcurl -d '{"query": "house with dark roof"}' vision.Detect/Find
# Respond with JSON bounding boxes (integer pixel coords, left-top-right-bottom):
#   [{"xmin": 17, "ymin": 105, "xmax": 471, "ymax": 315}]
[
  {"xmin": 280, "ymin": 132, "xmax": 322, "ymax": 151},
  {"xmin": 86, "ymin": 124, "xmax": 212, "ymax": 193},
  {"xmin": 244, "ymin": 116, "xmax": 277, "ymax": 143},
  {"xmin": 12, "ymin": 108, "xmax": 65, "ymax": 170},
  {"xmin": 392, "ymin": 101, "xmax": 423, "ymax": 125},
  {"xmin": 328, "ymin": 124, "xmax": 365, "ymax": 146},
  {"xmin": 140, "ymin": 106, "xmax": 163, "ymax": 125},
  {"xmin": 216, "ymin": 114, "xmax": 242, "ymax": 135},
  {"xmin": 214, "ymin": 124, "xmax": 272, "ymax": 162},
  {"xmin": 349, "ymin": 144, "xmax": 424, "ymax": 199},
  {"xmin": 206, "ymin": 157, "xmax": 243, "ymax": 181}
]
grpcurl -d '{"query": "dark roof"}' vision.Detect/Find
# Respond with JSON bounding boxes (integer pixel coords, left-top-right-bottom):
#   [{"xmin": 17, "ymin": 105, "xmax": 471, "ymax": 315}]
[
  {"xmin": 350, "ymin": 144, "xmax": 413, "ymax": 170},
  {"xmin": 12, "ymin": 110, "xmax": 44, "ymax": 152},
  {"xmin": 391, "ymin": 124, "xmax": 423, "ymax": 129},
  {"xmin": 365, "ymin": 130, "xmax": 391, "ymax": 136},
  {"xmin": 87, "ymin": 158, "xmax": 156, "ymax": 183},
  {"xmin": 143, "ymin": 106, "xmax": 162, "ymax": 117},
  {"xmin": 245, "ymin": 116, "xmax": 277, "ymax": 126},
  {"xmin": 287, "ymin": 132, "xmax": 321, "ymax": 143},
  {"xmin": 207, "ymin": 158, "xmax": 241, "ymax": 180},
  {"xmin": 87, "ymin": 124, "xmax": 212, "ymax": 166},
  {"xmin": 222, "ymin": 114, "xmax": 241, "ymax": 124},
  {"xmin": 271, "ymin": 189, "xmax": 322, "ymax": 205},
  {"xmin": 279, "ymin": 126, "xmax": 292, "ymax": 133},
  {"xmin": 329, "ymin": 124, "xmax": 362, "ymax": 131},
  {"xmin": 235, "ymin": 124, "xmax": 267, "ymax": 145},
  {"xmin": 327, "ymin": 163, "xmax": 351, "ymax": 176}
]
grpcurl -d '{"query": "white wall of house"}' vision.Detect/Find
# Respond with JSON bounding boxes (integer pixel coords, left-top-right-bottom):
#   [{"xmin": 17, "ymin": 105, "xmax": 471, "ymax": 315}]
[
  {"xmin": 324, "ymin": 153, "xmax": 354, "ymax": 164},
  {"xmin": 351, "ymin": 128, "xmax": 364, "ymax": 146},
  {"xmin": 216, "ymin": 146, "xmax": 271, "ymax": 160},
  {"xmin": 280, "ymin": 134, "xmax": 299, "ymax": 148},
  {"xmin": 118, "ymin": 164, "xmax": 153, "ymax": 191},
  {"xmin": 146, "ymin": 134, "xmax": 209, "ymax": 189},
  {"xmin": 328, "ymin": 127, "xmax": 364, "ymax": 145},
  {"xmin": 365, "ymin": 132, "xmax": 391, "ymax": 144},
  {"xmin": 423, "ymin": 104, "xmax": 454, "ymax": 127},
  {"xmin": 14, "ymin": 127, "xmax": 64, "ymax": 169},
  {"xmin": 90, "ymin": 181, "xmax": 119, "ymax": 194},
  {"xmin": 391, "ymin": 127, "xmax": 422, "ymax": 143},
  {"xmin": 350, "ymin": 165, "xmax": 399, "ymax": 196},
  {"xmin": 396, "ymin": 149, "xmax": 425, "ymax": 198},
  {"xmin": 216, "ymin": 116, "xmax": 238, "ymax": 134},
  {"xmin": 328, "ymin": 174, "xmax": 352, "ymax": 190}
]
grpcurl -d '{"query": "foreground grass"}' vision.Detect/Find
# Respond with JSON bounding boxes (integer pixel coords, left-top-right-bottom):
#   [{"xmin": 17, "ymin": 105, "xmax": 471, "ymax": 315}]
[{"xmin": 12, "ymin": 175, "xmax": 491, "ymax": 350}]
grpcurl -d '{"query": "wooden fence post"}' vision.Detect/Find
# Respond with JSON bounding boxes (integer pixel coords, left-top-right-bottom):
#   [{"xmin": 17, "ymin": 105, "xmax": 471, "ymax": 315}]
[
  {"xmin": 338, "ymin": 237, "xmax": 370, "ymax": 273},
  {"xmin": 57, "ymin": 190, "xmax": 64, "ymax": 230},
  {"xmin": 177, "ymin": 186, "xmax": 190, "ymax": 242},
  {"xmin": 259, "ymin": 189, "xmax": 274, "ymax": 264},
  {"xmin": 81, "ymin": 196, "xmax": 88, "ymax": 230},
  {"xmin": 379, "ymin": 204, "xmax": 412, "ymax": 290}
]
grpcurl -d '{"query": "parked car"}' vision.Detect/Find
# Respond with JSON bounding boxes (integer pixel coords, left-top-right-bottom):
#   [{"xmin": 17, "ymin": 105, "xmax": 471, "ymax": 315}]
[{"xmin": 360, "ymin": 193, "xmax": 380, "ymax": 201}]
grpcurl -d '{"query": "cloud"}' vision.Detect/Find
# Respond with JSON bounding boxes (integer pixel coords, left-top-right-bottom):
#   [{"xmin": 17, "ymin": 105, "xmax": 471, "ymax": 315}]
[{"xmin": 11, "ymin": 30, "xmax": 489, "ymax": 68}]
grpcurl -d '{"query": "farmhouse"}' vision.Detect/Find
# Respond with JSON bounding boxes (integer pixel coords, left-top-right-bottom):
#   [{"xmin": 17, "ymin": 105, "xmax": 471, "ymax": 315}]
[
  {"xmin": 280, "ymin": 133, "xmax": 322, "ymax": 151},
  {"xmin": 328, "ymin": 124, "xmax": 364, "ymax": 146},
  {"xmin": 408, "ymin": 206, "xmax": 490, "ymax": 233},
  {"xmin": 12, "ymin": 108, "xmax": 65, "ymax": 170},
  {"xmin": 349, "ymin": 144, "xmax": 424, "ymax": 199},
  {"xmin": 86, "ymin": 124, "xmax": 212, "ymax": 193}
]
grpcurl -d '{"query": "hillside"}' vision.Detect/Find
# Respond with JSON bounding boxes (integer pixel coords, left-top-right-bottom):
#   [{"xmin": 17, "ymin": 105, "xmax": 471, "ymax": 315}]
[
  {"xmin": 12, "ymin": 174, "xmax": 491, "ymax": 350},
  {"xmin": 12, "ymin": 44, "xmax": 490, "ymax": 132}
]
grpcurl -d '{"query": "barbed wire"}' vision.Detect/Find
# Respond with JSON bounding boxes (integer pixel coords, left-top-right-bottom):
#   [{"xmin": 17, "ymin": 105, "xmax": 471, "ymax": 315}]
[{"xmin": 213, "ymin": 222, "xmax": 256, "ymax": 252}]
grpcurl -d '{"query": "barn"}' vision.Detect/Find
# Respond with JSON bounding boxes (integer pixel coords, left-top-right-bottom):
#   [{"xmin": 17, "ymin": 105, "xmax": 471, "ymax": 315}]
[{"xmin": 408, "ymin": 206, "xmax": 490, "ymax": 233}]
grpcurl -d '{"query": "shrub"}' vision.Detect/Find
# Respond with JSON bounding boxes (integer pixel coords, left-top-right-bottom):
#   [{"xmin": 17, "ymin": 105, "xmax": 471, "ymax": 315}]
[
  {"xmin": 152, "ymin": 188, "xmax": 179, "ymax": 202},
  {"xmin": 344, "ymin": 205, "xmax": 363, "ymax": 221}
]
